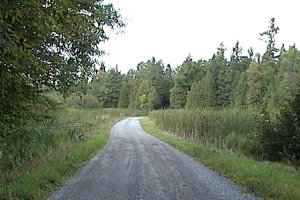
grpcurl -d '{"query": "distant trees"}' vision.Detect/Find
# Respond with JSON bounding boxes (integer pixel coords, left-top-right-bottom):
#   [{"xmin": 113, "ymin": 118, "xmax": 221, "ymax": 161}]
[
  {"xmin": 170, "ymin": 56, "xmax": 206, "ymax": 108},
  {"xmin": 185, "ymin": 70, "xmax": 215, "ymax": 109},
  {"xmin": 62, "ymin": 17, "xmax": 300, "ymax": 117},
  {"xmin": 89, "ymin": 66, "xmax": 123, "ymax": 108}
]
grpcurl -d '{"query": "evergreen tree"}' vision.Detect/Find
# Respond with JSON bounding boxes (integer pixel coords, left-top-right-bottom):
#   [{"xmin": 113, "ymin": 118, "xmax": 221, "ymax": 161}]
[
  {"xmin": 209, "ymin": 43, "xmax": 228, "ymax": 107},
  {"xmin": 135, "ymin": 80, "xmax": 159, "ymax": 110},
  {"xmin": 185, "ymin": 70, "xmax": 215, "ymax": 109},
  {"xmin": 268, "ymin": 47, "xmax": 300, "ymax": 110},
  {"xmin": 245, "ymin": 62, "xmax": 263, "ymax": 106},
  {"xmin": 260, "ymin": 17, "xmax": 280, "ymax": 62},
  {"xmin": 230, "ymin": 72, "xmax": 247, "ymax": 107},
  {"xmin": 170, "ymin": 56, "xmax": 206, "ymax": 108},
  {"xmin": 148, "ymin": 87, "xmax": 160, "ymax": 110},
  {"xmin": 161, "ymin": 64, "xmax": 174, "ymax": 108},
  {"xmin": 89, "ymin": 66, "xmax": 123, "ymax": 108},
  {"xmin": 118, "ymin": 77, "xmax": 130, "ymax": 108}
]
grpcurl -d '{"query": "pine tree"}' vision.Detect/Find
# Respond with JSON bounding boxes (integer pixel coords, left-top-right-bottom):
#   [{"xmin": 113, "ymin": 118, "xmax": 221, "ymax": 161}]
[
  {"xmin": 170, "ymin": 56, "xmax": 206, "ymax": 108},
  {"xmin": 245, "ymin": 62, "xmax": 263, "ymax": 106},
  {"xmin": 185, "ymin": 70, "xmax": 215, "ymax": 109},
  {"xmin": 268, "ymin": 47, "xmax": 300, "ymax": 109},
  {"xmin": 260, "ymin": 17, "xmax": 280, "ymax": 62},
  {"xmin": 230, "ymin": 71, "xmax": 247, "ymax": 107},
  {"xmin": 89, "ymin": 66, "xmax": 123, "ymax": 108},
  {"xmin": 148, "ymin": 87, "xmax": 160, "ymax": 110},
  {"xmin": 118, "ymin": 77, "xmax": 130, "ymax": 108},
  {"xmin": 209, "ymin": 43, "xmax": 228, "ymax": 107}
]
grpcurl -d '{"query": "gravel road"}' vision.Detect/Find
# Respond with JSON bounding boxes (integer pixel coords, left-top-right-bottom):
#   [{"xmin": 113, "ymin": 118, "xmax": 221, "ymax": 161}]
[{"xmin": 49, "ymin": 117, "xmax": 261, "ymax": 200}]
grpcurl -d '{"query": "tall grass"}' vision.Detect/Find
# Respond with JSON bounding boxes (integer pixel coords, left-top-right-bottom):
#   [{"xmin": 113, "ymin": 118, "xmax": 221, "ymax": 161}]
[
  {"xmin": 1, "ymin": 107, "xmax": 147, "ymax": 171},
  {"xmin": 149, "ymin": 108, "xmax": 262, "ymax": 156},
  {"xmin": 1, "ymin": 108, "xmax": 145, "ymax": 199}
]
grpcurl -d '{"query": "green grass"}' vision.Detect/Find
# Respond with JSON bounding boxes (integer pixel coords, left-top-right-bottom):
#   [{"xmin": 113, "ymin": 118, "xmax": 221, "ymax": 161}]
[
  {"xmin": 140, "ymin": 117, "xmax": 300, "ymax": 200},
  {"xmin": 0, "ymin": 108, "xmax": 141, "ymax": 200}
]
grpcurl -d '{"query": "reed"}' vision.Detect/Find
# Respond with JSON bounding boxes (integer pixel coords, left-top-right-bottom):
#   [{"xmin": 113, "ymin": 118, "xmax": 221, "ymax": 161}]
[{"xmin": 149, "ymin": 108, "xmax": 262, "ymax": 156}]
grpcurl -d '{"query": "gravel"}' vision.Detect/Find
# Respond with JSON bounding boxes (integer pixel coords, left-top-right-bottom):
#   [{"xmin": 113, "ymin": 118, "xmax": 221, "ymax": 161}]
[{"xmin": 48, "ymin": 117, "xmax": 261, "ymax": 200}]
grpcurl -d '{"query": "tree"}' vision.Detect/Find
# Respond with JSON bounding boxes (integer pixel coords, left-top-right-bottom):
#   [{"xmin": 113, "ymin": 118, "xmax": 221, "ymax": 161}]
[
  {"xmin": 209, "ymin": 43, "xmax": 228, "ymax": 107},
  {"xmin": 230, "ymin": 41, "xmax": 242, "ymax": 63},
  {"xmin": 0, "ymin": 0, "xmax": 123, "ymax": 120},
  {"xmin": 118, "ymin": 77, "xmax": 131, "ymax": 108},
  {"xmin": 245, "ymin": 62, "xmax": 263, "ymax": 106},
  {"xmin": 89, "ymin": 66, "xmax": 123, "ymax": 108},
  {"xmin": 185, "ymin": 70, "xmax": 215, "ymax": 109},
  {"xmin": 135, "ymin": 80, "xmax": 159, "ymax": 110},
  {"xmin": 260, "ymin": 17, "xmax": 280, "ymax": 62},
  {"xmin": 134, "ymin": 57, "xmax": 173, "ymax": 108},
  {"xmin": 0, "ymin": 0, "xmax": 123, "ymax": 169},
  {"xmin": 230, "ymin": 71, "xmax": 247, "ymax": 107},
  {"xmin": 170, "ymin": 56, "xmax": 206, "ymax": 108},
  {"xmin": 267, "ymin": 47, "xmax": 300, "ymax": 110}
]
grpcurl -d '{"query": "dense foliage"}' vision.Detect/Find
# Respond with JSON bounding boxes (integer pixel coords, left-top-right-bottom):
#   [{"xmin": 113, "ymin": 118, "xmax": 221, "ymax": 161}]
[{"xmin": 0, "ymin": 0, "xmax": 123, "ymax": 170}]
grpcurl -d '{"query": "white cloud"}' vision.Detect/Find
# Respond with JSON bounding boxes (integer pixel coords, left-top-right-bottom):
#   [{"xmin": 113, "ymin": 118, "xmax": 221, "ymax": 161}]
[{"xmin": 100, "ymin": 0, "xmax": 300, "ymax": 72}]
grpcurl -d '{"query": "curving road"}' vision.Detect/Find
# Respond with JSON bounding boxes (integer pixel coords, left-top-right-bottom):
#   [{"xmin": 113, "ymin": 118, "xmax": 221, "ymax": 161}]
[{"xmin": 49, "ymin": 117, "xmax": 260, "ymax": 200}]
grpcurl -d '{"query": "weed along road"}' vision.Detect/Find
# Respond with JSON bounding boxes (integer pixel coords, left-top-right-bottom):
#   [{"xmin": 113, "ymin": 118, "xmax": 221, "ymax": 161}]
[{"xmin": 49, "ymin": 118, "xmax": 260, "ymax": 200}]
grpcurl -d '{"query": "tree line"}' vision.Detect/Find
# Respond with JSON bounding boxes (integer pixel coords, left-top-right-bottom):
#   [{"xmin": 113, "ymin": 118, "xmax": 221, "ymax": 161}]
[{"xmin": 79, "ymin": 18, "xmax": 299, "ymax": 114}]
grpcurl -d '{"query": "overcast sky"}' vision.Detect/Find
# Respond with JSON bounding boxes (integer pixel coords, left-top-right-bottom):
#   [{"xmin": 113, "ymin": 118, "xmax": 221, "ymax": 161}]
[{"xmin": 100, "ymin": 0, "xmax": 300, "ymax": 73}]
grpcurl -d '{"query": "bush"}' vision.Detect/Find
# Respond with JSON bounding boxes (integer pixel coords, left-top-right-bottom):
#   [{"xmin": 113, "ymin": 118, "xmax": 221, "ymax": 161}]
[
  {"xmin": 261, "ymin": 94, "xmax": 300, "ymax": 165},
  {"xmin": 66, "ymin": 94, "xmax": 101, "ymax": 109},
  {"xmin": 0, "ymin": 96, "xmax": 58, "ymax": 170}
]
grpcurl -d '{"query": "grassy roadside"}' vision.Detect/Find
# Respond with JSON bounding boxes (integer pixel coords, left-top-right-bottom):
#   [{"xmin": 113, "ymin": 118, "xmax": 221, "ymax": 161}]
[
  {"xmin": 140, "ymin": 117, "xmax": 300, "ymax": 200},
  {"xmin": 0, "ymin": 108, "xmax": 131, "ymax": 200}
]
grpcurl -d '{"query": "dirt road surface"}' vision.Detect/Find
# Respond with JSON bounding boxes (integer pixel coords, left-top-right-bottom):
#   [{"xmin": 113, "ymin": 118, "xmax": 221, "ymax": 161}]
[{"xmin": 49, "ymin": 117, "xmax": 260, "ymax": 200}]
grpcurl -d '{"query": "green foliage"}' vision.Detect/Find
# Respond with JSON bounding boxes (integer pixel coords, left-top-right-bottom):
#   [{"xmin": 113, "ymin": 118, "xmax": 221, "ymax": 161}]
[
  {"xmin": 245, "ymin": 62, "xmax": 263, "ymax": 106},
  {"xmin": 118, "ymin": 76, "xmax": 131, "ymax": 108},
  {"xmin": 0, "ymin": 94, "xmax": 58, "ymax": 170},
  {"xmin": 260, "ymin": 17, "xmax": 280, "ymax": 62},
  {"xmin": 89, "ymin": 66, "xmax": 123, "ymax": 108},
  {"xmin": 0, "ymin": 0, "xmax": 123, "ymax": 170},
  {"xmin": 261, "ymin": 93, "xmax": 300, "ymax": 165},
  {"xmin": 149, "ymin": 109, "xmax": 261, "ymax": 156},
  {"xmin": 135, "ymin": 58, "xmax": 174, "ymax": 108},
  {"xmin": 185, "ymin": 70, "xmax": 215, "ymax": 109},
  {"xmin": 0, "ymin": 0, "xmax": 123, "ymax": 106},
  {"xmin": 170, "ymin": 57, "xmax": 206, "ymax": 108},
  {"xmin": 66, "ymin": 93, "xmax": 100, "ymax": 109},
  {"xmin": 267, "ymin": 48, "xmax": 300, "ymax": 110},
  {"xmin": 135, "ymin": 80, "xmax": 159, "ymax": 110},
  {"xmin": 230, "ymin": 72, "xmax": 247, "ymax": 107}
]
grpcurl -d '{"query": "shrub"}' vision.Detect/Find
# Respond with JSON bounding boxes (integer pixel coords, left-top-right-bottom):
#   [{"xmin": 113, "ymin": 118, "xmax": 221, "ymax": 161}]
[
  {"xmin": 66, "ymin": 94, "xmax": 100, "ymax": 109},
  {"xmin": 261, "ymin": 93, "xmax": 300, "ymax": 165}
]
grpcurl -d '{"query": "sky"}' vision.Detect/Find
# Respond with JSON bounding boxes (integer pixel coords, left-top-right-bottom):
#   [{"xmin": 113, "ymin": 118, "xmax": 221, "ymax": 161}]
[{"xmin": 99, "ymin": 0, "xmax": 300, "ymax": 73}]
